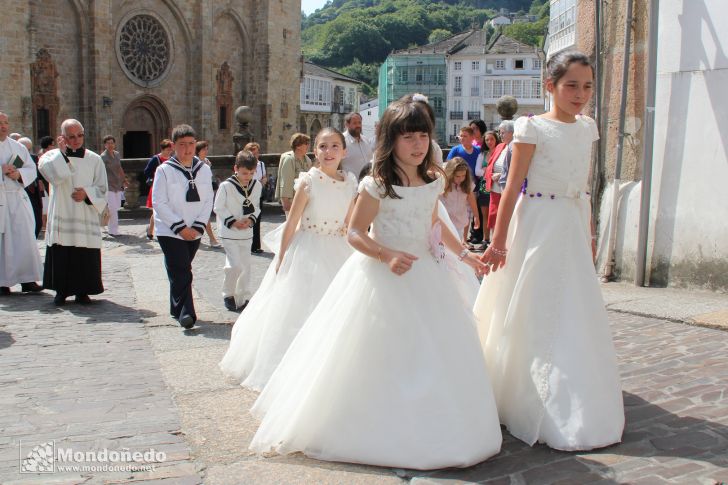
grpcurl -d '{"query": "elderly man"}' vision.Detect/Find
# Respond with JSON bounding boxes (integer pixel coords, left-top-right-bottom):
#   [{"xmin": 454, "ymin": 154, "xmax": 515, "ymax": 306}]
[
  {"xmin": 340, "ymin": 112, "xmax": 373, "ymax": 177},
  {"xmin": 0, "ymin": 112, "xmax": 43, "ymax": 294},
  {"xmin": 274, "ymin": 133, "xmax": 311, "ymax": 217},
  {"xmin": 39, "ymin": 119, "xmax": 108, "ymax": 305}
]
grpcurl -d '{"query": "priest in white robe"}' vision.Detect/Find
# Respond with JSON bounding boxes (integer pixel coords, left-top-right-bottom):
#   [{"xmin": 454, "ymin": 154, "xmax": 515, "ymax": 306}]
[
  {"xmin": 38, "ymin": 119, "xmax": 108, "ymax": 306},
  {"xmin": 0, "ymin": 111, "xmax": 44, "ymax": 294}
]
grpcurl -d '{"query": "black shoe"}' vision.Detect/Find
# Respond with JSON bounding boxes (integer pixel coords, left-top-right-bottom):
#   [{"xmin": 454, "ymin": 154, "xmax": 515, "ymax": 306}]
[
  {"xmin": 251, "ymin": 248, "xmax": 264, "ymax": 254},
  {"xmin": 224, "ymin": 296, "xmax": 237, "ymax": 312},
  {"xmin": 179, "ymin": 314, "xmax": 195, "ymax": 329},
  {"xmin": 54, "ymin": 293, "xmax": 67, "ymax": 306},
  {"xmin": 21, "ymin": 282, "xmax": 43, "ymax": 293},
  {"xmin": 75, "ymin": 294, "xmax": 92, "ymax": 305},
  {"xmin": 0, "ymin": 287, "xmax": 10, "ymax": 295}
]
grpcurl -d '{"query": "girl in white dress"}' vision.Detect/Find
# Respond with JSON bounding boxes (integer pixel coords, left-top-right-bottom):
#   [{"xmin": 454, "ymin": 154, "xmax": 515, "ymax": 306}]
[
  {"xmin": 219, "ymin": 128, "xmax": 358, "ymax": 390},
  {"xmin": 476, "ymin": 50, "xmax": 625, "ymax": 451},
  {"xmin": 248, "ymin": 98, "xmax": 502, "ymax": 470}
]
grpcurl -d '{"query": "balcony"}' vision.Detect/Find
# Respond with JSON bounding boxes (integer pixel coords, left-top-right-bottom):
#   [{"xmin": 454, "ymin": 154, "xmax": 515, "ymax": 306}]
[
  {"xmin": 467, "ymin": 111, "xmax": 481, "ymax": 120},
  {"xmin": 453, "ymin": 89, "xmax": 462, "ymax": 96},
  {"xmin": 332, "ymin": 103, "xmax": 353, "ymax": 114},
  {"xmin": 449, "ymin": 111, "xmax": 464, "ymax": 120}
]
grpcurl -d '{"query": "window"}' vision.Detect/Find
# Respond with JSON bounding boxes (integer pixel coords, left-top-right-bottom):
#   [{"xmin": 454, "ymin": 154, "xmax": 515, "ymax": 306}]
[
  {"xmin": 533, "ymin": 58, "xmax": 542, "ymax": 70},
  {"xmin": 493, "ymin": 79, "xmax": 503, "ymax": 97},
  {"xmin": 471, "ymin": 76, "xmax": 479, "ymax": 96},
  {"xmin": 515, "ymin": 59, "xmax": 525, "ymax": 69},
  {"xmin": 453, "ymin": 99, "xmax": 462, "ymax": 111},
  {"xmin": 415, "ymin": 68, "xmax": 423, "ymax": 84},
  {"xmin": 454, "ymin": 61, "xmax": 462, "ymax": 71},
  {"xmin": 548, "ymin": 0, "xmax": 577, "ymax": 55},
  {"xmin": 533, "ymin": 79, "xmax": 542, "ymax": 98},
  {"xmin": 399, "ymin": 69, "xmax": 408, "ymax": 83},
  {"xmin": 453, "ymin": 124, "xmax": 459, "ymax": 136},
  {"xmin": 471, "ymin": 61, "xmax": 480, "ymax": 71},
  {"xmin": 454, "ymin": 76, "xmax": 462, "ymax": 95},
  {"xmin": 218, "ymin": 106, "xmax": 228, "ymax": 130},
  {"xmin": 512, "ymin": 79, "xmax": 523, "ymax": 98},
  {"xmin": 495, "ymin": 59, "xmax": 505, "ymax": 70}
]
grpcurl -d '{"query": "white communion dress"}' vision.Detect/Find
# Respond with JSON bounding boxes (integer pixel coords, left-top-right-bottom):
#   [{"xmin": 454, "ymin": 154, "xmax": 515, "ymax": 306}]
[
  {"xmin": 219, "ymin": 167, "xmax": 357, "ymax": 390},
  {"xmin": 474, "ymin": 115, "xmax": 625, "ymax": 451},
  {"xmin": 249, "ymin": 175, "xmax": 502, "ymax": 470}
]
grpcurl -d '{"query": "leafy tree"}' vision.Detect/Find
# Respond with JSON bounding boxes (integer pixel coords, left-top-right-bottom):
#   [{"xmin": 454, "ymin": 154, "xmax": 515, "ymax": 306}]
[
  {"xmin": 502, "ymin": 16, "xmax": 548, "ymax": 47},
  {"xmin": 428, "ymin": 28, "xmax": 453, "ymax": 43}
]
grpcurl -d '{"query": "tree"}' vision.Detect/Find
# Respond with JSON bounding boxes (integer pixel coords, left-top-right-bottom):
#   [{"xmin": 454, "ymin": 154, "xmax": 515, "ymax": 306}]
[
  {"xmin": 502, "ymin": 17, "xmax": 547, "ymax": 47},
  {"xmin": 428, "ymin": 28, "xmax": 453, "ymax": 44}
]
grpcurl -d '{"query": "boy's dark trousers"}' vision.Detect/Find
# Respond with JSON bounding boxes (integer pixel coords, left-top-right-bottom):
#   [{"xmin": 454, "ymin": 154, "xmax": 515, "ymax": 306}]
[
  {"xmin": 157, "ymin": 236, "xmax": 201, "ymax": 321},
  {"xmin": 251, "ymin": 195, "xmax": 263, "ymax": 251}
]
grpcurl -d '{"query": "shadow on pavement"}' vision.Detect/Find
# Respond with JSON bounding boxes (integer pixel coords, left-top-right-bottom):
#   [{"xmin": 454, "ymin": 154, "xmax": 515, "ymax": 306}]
[
  {"xmin": 0, "ymin": 329, "xmax": 15, "ymax": 350},
  {"xmin": 182, "ymin": 323, "xmax": 232, "ymax": 340},
  {"xmin": 406, "ymin": 392, "xmax": 728, "ymax": 483}
]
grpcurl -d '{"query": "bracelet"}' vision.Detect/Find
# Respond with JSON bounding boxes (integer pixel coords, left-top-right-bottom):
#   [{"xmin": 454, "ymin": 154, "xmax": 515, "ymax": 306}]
[
  {"xmin": 490, "ymin": 246, "xmax": 508, "ymax": 257},
  {"xmin": 458, "ymin": 248, "xmax": 469, "ymax": 261},
  {"xmin": 377, "ymin": 246, "xmax": 383, "ymax": 263}
]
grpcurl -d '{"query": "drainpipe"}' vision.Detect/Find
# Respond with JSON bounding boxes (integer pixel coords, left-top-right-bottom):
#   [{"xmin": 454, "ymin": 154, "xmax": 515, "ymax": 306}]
[
  {"xmin": 592, "ymin": 0, "xmax": 603, "ymax": 225},
  {"xmin": 635, "ymin": 0, "xmax": 660, "ymax": 286},
  {"xmin": 602, "ymin": 0, "xmax": 633, "ymax": 282}
]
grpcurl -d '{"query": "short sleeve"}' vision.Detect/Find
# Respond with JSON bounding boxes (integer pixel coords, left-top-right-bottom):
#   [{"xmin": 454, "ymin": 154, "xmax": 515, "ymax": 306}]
[
  {"xmin": 582, "ymin": 115, "xmax": 600, "ymax": 142},
  {"xmin": 434, "ymin": 175, "xmax": 446, "ymax": 195},
  {"xmin": 293, "ymin": 171, "xmax": 312, "ymax": 195},
  {"xmin": 513, "ymin": 116, "xmax": 537, "ymax": 144},
  {"xmin": 345, "ymin": 172, "xmax": 359, "ymax": 199},
  {"xmin": 358, "ymin": 175, "xmax": 383, "ymax": 199}
]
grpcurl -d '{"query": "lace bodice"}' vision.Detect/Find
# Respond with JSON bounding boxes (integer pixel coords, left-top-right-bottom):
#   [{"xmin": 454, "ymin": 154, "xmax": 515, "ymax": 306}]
[
  {"xmin": 295, "ymin": 167, "xmax": 358, "ymax": 237},
  {"xmin": 514, "ymin": 115, "xmax": 599, "ymax": 198},
  {"xmin": 359, "ymin": 175, "xmax": 444, "ymax": 254}
]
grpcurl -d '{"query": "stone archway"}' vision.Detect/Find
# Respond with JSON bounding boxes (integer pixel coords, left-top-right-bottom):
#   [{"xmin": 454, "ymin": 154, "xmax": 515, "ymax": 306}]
[
  {"xmin": 122, "ymin": 96, "xmax": 171, "ymax": 158},
  {"xmin": 309, "ymin": 118, "xmax": 322, "ymax": 148}
]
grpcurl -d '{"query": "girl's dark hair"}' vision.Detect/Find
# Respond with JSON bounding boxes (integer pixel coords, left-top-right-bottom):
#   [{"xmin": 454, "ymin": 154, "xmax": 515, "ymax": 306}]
[
  {"xmin": 546, "ymin": 50, "xmax": 594, "ymax": 85},
  {"xmin": 444, "ymin": 157, "xmax": 473, "ymax": 195},
  {"xmin": 314, "ymin": 127, "xmax": 346, "ymax": 149},
  {"xmin": 484, "ymin": 130, "xmax": 500, "ymax": 147},
  {"xmin": 373, "ymin": 99, "xmax": 443, "ymax": 199},
  {"xmin": 398, "ymin": 93, "xmax": 437, "ymax": 142},
  {"xmin": 469, "ymin": 119, "xmax": 487, "ymax": 138}
]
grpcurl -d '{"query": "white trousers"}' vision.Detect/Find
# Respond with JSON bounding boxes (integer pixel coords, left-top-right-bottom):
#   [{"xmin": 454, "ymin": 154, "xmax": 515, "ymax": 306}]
[
  {"xmin": 222, "ymin": 237, "xmax": 252, "ymax": 305},
  {"xmin": 106, "ymin": 191, "xmax": 123, "ymax": 235}
]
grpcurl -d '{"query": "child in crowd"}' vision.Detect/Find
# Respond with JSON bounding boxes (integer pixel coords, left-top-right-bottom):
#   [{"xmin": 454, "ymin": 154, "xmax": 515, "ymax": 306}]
[
  {"xmin": 213, "ymin": 150, "xmax": 261, "ymax": 312},
  {"xmin": 441, "ymin": 157, "xmax": 479, "ymax": 243}
]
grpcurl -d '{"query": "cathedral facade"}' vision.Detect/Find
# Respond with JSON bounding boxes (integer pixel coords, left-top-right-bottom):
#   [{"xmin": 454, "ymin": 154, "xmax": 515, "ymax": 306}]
[{"xmin": 0, "ymin": 0, "xmax": 302, "ymax": 155}]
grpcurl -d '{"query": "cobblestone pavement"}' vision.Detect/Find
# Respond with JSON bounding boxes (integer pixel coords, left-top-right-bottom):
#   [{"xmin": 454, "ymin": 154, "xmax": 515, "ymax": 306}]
[{"xmin": 1, "ymin": 215, "xmax": 727, "ymax": 484}]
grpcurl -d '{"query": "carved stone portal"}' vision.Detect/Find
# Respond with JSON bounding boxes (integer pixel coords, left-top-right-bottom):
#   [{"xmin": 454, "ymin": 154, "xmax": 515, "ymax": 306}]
[{"xmin": 30, "ymin": 48, "xmax": 60, "ymax": 140}]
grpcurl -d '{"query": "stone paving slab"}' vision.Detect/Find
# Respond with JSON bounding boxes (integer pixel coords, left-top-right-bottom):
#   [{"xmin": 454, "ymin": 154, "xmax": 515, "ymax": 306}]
[{"xmin": 2, "ymin": 218, "xmax": 728, "ymax": 484}]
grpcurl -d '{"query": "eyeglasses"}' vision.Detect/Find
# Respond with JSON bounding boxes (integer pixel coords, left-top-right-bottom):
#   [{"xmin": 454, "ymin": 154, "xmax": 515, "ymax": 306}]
[{"xmin": 66, "ymin": 133, "xmax": 85, "ymax": 140}]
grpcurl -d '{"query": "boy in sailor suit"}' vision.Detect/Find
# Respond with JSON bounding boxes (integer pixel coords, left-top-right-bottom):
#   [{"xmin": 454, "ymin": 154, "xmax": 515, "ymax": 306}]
[
  {"xmin": 214, "ymin": 150, "xmax": 261, "ymax": 312},
  {"xmin": 152, "ymin": 124, "xmax": 213, "ymax": 329}
]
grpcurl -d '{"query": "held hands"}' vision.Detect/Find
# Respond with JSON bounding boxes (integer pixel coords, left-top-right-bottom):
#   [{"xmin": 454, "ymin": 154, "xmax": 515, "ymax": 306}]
[
  {"xmin": 383, "ymin": 248, "xmax": 418, "ymax": 276},
  {"xmin": 479, "ymin": 245, "xmax": 508, "ymax": 274},
  {"xmin": 461, "ymin": 251, "xmax": 490, "ymax": 277},
  {"xmin": 179, "ymin": 227, "xmax": 199, "ymax": 241},
  {"xmin": 71, "ymin": 187, "xmax": 87, "ymax": 202}
]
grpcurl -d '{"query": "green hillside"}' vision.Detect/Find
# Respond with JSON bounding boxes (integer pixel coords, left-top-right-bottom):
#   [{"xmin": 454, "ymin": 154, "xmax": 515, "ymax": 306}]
[{"xmin": 301, "ymin": 0, "xmax": 549, "ymax": 95}]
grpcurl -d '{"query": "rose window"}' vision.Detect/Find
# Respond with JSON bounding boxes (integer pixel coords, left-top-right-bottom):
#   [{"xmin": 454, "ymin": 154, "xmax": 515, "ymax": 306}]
[{"xmin": 117, "ymin": 15, "xmax": 171, "ymax": 86}]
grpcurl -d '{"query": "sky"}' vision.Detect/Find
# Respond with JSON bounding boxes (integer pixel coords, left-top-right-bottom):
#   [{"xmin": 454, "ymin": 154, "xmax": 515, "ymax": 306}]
[{"xmin": 301, "ymin": 0, "xmax": 329, "ymax": 15}]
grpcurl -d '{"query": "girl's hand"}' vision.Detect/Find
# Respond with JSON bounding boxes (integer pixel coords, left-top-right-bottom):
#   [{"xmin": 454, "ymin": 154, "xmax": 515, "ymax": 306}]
[
  {"xmin": 480, "ymin": 245, "xmax": 507, "ymax": 273},
  {"xmin": 384, "ymin": 249, "xmax": 418, "ymax": 276},
  {"xmin": 275, "ymin": 255, "xmax": 284, "ymax": 274},
  {"xmin": 462, "ymin": 252, "xmax": 489, "ymax": 277}
]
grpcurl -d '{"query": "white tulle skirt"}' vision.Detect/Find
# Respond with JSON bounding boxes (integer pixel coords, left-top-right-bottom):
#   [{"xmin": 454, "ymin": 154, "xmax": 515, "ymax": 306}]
[
  {"xmin": 249, "ymin": 247, "xmax": 502, "ymax": 470},
  {"xmin": 474, "ymin": 196, "xmax": 624, "ymax": 451},
  {"xmin": 219, "ymin": 226, "xmax": 353, "ymax": 391}
]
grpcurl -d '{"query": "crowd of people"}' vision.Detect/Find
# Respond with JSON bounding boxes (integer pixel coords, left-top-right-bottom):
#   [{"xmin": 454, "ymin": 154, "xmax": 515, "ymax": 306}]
[{"xmin": 0, "ymin": 49, "xmax": 624, "ymax": 472}]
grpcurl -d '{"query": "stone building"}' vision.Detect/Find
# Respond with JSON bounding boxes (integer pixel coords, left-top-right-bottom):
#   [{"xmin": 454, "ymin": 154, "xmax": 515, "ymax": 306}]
[
  {"xmin": 299, "ymin": 61, "xmax": 363, "ymax": 143},
  {"xmin": 0, "ymin": 0, "xmax": 302, "ymax": 156}
]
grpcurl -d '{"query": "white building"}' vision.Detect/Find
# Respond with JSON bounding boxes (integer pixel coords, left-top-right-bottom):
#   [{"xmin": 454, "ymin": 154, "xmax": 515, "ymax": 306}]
[
  {"xmin": 546, "ymin": 0, "xmax": 577, "ymax": 59},
  {"xmin": 300, "ymin": 61, "xmax": 363, "ymax": 142},
  {"xmin": 446, "ymin": 32, "xmax": 544, "ymax": 143},
  {"xmin": 358, "ymin": 99, "xmax": 379, "ymax": 140},
  {"xmin": 490, "ymin": 15, "xmax": 512, "ymax": 27}
]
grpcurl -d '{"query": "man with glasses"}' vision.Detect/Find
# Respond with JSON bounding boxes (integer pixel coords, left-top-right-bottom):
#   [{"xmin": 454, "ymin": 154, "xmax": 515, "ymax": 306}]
[{"xmin": 39, "ymin": 119, "xmax": 108, "ymax": 306}]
